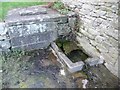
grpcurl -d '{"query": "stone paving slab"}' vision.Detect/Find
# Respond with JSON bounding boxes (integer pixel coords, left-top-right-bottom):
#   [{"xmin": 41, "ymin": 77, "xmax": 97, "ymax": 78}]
[
  {"xmin": 5, "ymin": 6, "xmax": 67, "ymax": 26},
  {"xmin": 10, "ymin": 31, "xmax": 56, "ymax": 46}
]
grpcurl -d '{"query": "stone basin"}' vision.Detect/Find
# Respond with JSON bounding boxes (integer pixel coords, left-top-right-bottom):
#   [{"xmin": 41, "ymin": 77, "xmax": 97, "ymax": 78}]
[
  {"xmin": 51, "ymin": 36, "xmax": 104, "ymax": 73},
  {"xmin": 51, "ymin": 42, "xmax": 85, "ymax": 73}
]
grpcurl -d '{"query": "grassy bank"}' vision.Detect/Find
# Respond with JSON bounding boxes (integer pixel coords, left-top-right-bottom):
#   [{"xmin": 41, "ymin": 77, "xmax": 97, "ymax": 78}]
[{"xmin": 0, "ymin": 2, "xmax": 48, "ymax": 21}]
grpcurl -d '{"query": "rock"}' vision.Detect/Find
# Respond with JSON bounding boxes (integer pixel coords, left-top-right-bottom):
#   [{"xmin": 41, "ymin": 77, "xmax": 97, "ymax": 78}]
[
  {"xmin": 68, "ymin": 17, "xmax": 76, "ymax": 31},
  {"xmin": 0, "ymin": 35, "xmax": 6, "ymax": 41},
  {"xmin": 0, "ymin": 23, "xmax": 7, "ymax": 35},
  {"xmin": 60, "ymin": 69, "xmax": 66, "ymax": 76},
  {"xmin": 0, "ymin": 40, "xmax": 11, "ymax": 49},
  {"xmin": 67, "ymin": 11, "xmax": 77, "ymax": 17},
  {"xmin": 82, "ymin": 79, "xmax": 88, "ymax": 89},
  {"xmin": 57, "ymin": 23, "xmax": 71, "ymax": 36},
  {"xmin": 85, "ymin": 57, "xmax": 104, "ymax": 66}
]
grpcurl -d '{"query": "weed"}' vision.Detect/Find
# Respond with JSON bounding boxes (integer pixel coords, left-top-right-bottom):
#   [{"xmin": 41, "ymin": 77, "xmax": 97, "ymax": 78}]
[
  {"xmin": 1, "ymin": 49, "xmax": 25, "ymax": 61},
  {"xmin": 52, "ymin": 1, "xmax": 69, "ymax": 14}
]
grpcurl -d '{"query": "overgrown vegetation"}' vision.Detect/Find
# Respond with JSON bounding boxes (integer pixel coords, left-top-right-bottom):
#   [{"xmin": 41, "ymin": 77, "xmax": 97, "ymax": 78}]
[
  {"xmin": 0, "ymin": 2, "xmax": 47, "ymax": 21},
  {"xmin": 3, "ymin": 49, "xmax": 25, "ymax": 59},
  {"xmin": 52, "ymin": 1, "xmax": 69, "ymax": 14}
]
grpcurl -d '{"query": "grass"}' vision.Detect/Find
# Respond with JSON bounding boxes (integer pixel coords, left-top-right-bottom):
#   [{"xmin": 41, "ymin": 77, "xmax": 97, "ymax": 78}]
[
  {"xmin": 52, "ymin": 2, "xmax": 69, "ymax": 14},
  {"xmin": 0, "ymin": 2, "xmax": 70, "ymax": 21},
  {"xmin": 0, "ymin": 2, "xmax": 48, "ymax": 21}
]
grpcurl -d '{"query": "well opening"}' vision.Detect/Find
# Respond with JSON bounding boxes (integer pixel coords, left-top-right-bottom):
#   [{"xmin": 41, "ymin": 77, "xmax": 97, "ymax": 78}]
[{"xmin": 55, "ymin": 35, "xmax": 89, "ymax": 63}]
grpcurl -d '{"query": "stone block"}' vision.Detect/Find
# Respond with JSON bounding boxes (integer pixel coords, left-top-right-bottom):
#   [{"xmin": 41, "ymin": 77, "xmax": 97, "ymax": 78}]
[
  {"xmin": 108, "ymin": 48, "xmax": 118, "ymax": 60},
  {"xmin": 80, "ymin": 29, "xmax": 95, "ymax": 39},
  {"xmin": 11, "ymin": 31, "xmax": 58, "ymax": 48},
  {"xmin": 77, "ymin": 32, "xmax": 83, "ymax": 37},
  {"xmin": 101, "ymin": 41, "xmax": 112, "ymax": 51},
  {"xmin": 68, "ymin": 17, "xmax": 76, "ymax": 31},
  {"xmin": 95, "ymin": 10, "xmax": 107, "ymax": 16},
  {"xmin": 19, "ymin": 6, "xmax": 47, "ymax": 16},
  {"xmin": 87, "ymin": 28, "xmax": 100, "ymax": 36},
  {"xmin": 82, "ymin": 4, "xmax": 94, "ymax": 10},
  {"xmin": 0, "ymin": 40, "xmax": 11, "ymax": 49},
  {"xmin": 95, "ymin": 35, "xmax": 106, "ymax": 43},
  {"xmin": 67, "ymin": 11, "xmax": 77, "ymax": 17},
  {"xmin": 107, "ymin": 36, "xmax": 118, "ymax": 47},
  {"xmin": 90, "ymin": 40, "xmax": 98, "ymax": 46},
  {"xmin": 90, "ymin": 11, "xmax": 99, "ymax": 17},
  {"xmin": 104, "ymin": 62, "xmax": 118, "ymax": 77},
  {"xmin": 76, "ymin": 36, "xmax": 100, "ymax": 57},
  {"xmin": 101, "ymin": 53, "xmax": 116, "ymax": 65},
  {"xmin": 57, "ymin": 23, "xmax": 71, "ymax": 35},
  {"xmin": 0, "ymin": 23, "xmax": 7, "ymax": 35},
  {"xmin": 96, "ymin": 44, "xmax": 108, "ymax": 53},
  {"xmin": 8, "ymin": 25, "xmax": 29, "ymax": 38},
  {"xmin": 105, "ymin": 29, "xmax": 118, "ymax": 40},
  {"xmin": 12, "ymin": 42, "xmax": 50, "ymax": 50},
  {"xmin": 29, "ymin": 24, "xmax": 39, "ymax": 34},
  {"xmin": 76, "ymin": 34, "xmax": 89, "ymax": 44},
  {"xmin": 85, "ymin": 57, "xmax": 104, "ymax": 66}
]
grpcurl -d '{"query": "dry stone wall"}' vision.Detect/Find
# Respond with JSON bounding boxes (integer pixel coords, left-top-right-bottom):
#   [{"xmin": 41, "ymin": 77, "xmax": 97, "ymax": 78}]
[{"xmin": 61, "ymin": 0, "xmax": 119, "ymax": 77}]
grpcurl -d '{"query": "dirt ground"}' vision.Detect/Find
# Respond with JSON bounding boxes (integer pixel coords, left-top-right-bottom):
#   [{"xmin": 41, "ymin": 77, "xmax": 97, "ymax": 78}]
[{"xmin": 1, "ymin": 49, "xmax": 119, "ymax": 88}]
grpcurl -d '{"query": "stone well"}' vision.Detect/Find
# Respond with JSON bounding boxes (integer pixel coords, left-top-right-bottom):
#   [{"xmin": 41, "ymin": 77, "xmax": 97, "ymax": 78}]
[{"xmin": 1, "ymin": 6, "xmax": 76, "ymax": 51}]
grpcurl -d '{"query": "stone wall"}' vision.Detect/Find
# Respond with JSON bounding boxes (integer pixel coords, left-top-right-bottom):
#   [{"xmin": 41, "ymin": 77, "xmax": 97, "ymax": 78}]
[{"xmin": 61, "ymin": 0, "xmax": 119, "ymax": 77}]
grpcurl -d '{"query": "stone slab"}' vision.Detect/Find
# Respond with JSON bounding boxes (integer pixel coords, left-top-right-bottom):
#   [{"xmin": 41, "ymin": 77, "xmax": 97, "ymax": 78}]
[
  {"xmin": 11, "ymin": 31, "xmax": 57, "ymax": 47},
  {"xmin": 5, "ymin": 6, "xmax": 68, "ymax": 26},
  {"xmin": 12, "ymin": 41, "xmax": 49, "ymax": 50},
  {"xmin": 85, "ymin": 57, "xmax": 104, "ymax": 66},
  {"xmin": 8, "ymin": 22, "xmax": 57, "ymax": 38},
  {"xmin": 19, "ymin": 6, "xmax": 47, "ymax": 16}
]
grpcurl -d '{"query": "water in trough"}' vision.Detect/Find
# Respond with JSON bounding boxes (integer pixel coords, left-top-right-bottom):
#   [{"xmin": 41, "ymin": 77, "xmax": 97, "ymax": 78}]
[{"xmin": 56, "ymin": 38, "xmax": 89, "ymax": 63}]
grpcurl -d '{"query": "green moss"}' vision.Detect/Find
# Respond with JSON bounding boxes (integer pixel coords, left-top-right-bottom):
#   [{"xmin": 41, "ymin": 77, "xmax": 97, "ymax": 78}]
[
  {"xmin": 118, "ymin": 10, "xmax": 120, "ymax": 16},
  {"xmin": 56, "ymin": 38, "xmax": 89, "ymax": 63}
]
